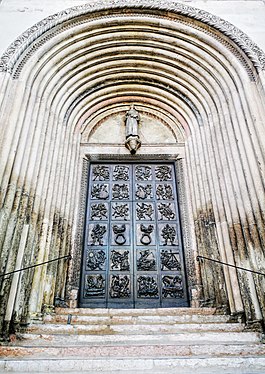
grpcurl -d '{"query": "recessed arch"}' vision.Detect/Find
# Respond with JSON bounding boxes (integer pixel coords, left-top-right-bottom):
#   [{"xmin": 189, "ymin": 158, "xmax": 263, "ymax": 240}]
[{"xmin": 0, "ymin": 0, "xmax": 265, "ymax": 333}]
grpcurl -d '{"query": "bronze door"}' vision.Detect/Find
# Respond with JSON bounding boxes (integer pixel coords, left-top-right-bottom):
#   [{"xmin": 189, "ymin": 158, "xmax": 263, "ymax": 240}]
[{"xmin": 79, "ymin": 162, "xmax": 189, "ymax": 308}]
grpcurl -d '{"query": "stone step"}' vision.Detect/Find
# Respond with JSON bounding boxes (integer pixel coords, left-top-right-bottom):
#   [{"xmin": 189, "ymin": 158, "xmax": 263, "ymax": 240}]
[
  {"xmin": 3, "ymin": 308, "xmax": 263, "ymax": 373},
  {"xmin": 1, "ymin": 357, "xmax": 265, "ymax": 373},
  {"xmin": 1, "ymin": 342, "xmax": 265, "ymax": 359},
  {"xmin": 14, "ymin": 331, "xmax": 261, "ymax": 345},
  {"xmin": 25, "ymin": 322, "xmax": 245, "ymax": 335},
  {"xmin": 54, "ymin": 307, "xmax": 218, "ymax": 317},
  {"xmin": 2, "ymin": 308, "xmax": 263, "ymax": 374},
  {"xmin": 43, "ymin": 313, "xmax": 233, "ymax": 325}
]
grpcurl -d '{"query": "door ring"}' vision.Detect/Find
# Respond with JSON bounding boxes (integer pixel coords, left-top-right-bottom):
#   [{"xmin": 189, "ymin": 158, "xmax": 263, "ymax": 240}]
[
  {"xmin": 140, "ymin": 233, "xmax": 151, "ymax": 245},
  {"xmin": 114, "ymin": 233, "xmax": 126, "ymax": 245}
]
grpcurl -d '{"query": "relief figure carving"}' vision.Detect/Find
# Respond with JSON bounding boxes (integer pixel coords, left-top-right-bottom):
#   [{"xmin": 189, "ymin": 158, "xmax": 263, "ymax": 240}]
[
  {"xmin": 92, "ymin": 165, "xmax": 110, "ymax": 181},
  {"xmin": 137, "ymin": 249, "xmax": 156, "ymax": 271},
  {"xmin": 161, "ymin": 224, "xmax": 177, "ymax": 246},
  {"xmin": 137, "ymin": 276, "xmax": 158, "ymax": 298},
  {"xmin": 109, "ymin": 275, "xmax": 130, "ymax": 298},
  {"xmin": 113, "ymin": 165, "xmax": 129, "ymax": 181},
  {"xmin": 90, "ymin": 203, "xmax": 108, "ymax": 220},
  {"xmin": 84, "ymin": 274, "xmax": 105, "ymax": 298},
  {"xmin": 87, "ymin": 249, "xmax": 106, "ymax": 270},
  {"xmin": 158, "ymin": 203, "xmax": 176, "ymax": 220},
  {"xmin": 162, "ymin": 275, "xmax": 184, "ymax": 298},
  {"xmin": 156, "ymin": 184, "xmax": 174, "ymax": 200},
  {"xmin": 90, "ymin": 224, "xmax": 107, "ymax": 246},
  {"xmin": 135, "ymin": 166, "xmax": 152, "ymax": 181},
  {"xmin": 155, "ymin": 165, "xmax": 172, "ymax": 181},
  {"xmin": 136, "ymin": 203, "xmax": 154, "ymax": 220},
  {"xmin": 135, "ymin": 184, "xmax": 152, "ymax": 199},
  {"xmin": 161, "ymin": 250, "xmax": 181, "ymax": 271},
  {"xmin": 111, "ymin": 250, "xmax": 130, "ymax": 271},
  {"xmin": 91, "ymin": 184, "xmax": 109, "ymax": 200},
  {"xmin": 112, "ymin": 203, "xmax": 129, "ymax": 220},
  {"xmin": 112, "ymin": 184, "xmax": 129, "ymax": 200}
]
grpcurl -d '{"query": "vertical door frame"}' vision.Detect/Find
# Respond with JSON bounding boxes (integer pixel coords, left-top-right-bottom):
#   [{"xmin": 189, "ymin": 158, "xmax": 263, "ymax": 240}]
[{"xmin": 66, "ymin": 154, "xmax": 198, "ymax": 308}]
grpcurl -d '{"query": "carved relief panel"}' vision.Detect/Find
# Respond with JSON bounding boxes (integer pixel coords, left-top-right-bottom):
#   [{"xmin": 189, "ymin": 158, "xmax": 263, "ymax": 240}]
[{"xmin": 80, "ymin": 162, "xmax": 188, "ymax": 308}]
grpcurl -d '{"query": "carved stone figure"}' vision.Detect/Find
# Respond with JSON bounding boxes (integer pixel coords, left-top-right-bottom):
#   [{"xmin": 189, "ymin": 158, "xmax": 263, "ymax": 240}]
[
  {"xmin": 125, "ymin": 105, "xmax": 141, "ymax": 154},
  {"xmin": 125, "ymin": 105, "xmax": 140, "ymax": 137}
]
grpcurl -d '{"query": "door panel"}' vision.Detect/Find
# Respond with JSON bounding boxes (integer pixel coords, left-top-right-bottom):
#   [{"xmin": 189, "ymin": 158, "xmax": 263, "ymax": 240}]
[{"xmin": 79, "ymin": 162, "xmax": 189, "ymax": 308}]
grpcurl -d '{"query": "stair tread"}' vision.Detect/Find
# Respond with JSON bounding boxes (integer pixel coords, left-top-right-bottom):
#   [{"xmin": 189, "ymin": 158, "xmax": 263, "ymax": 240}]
[
  {"xmin": 54, "ymin": 307, "xmax": 218, "ymax": 316},
  {"xmin": 42, "ymin": 316, "xmax": 235, "ymax": 326},
  {"xmin": 22, "ymin": 325, "xmax": 250, "ymax": 337},
  {"xmin": 29, "ymin": 322, "xmax": 245, "ymax": 329},
  {"xmin": 1, "ymin": 356, "xmax": 265, "ymax": 374},
  {"xmin": 2, "ymin": 309, "xmax": 263, "ymax": 373},
  {"xmin": 11, "ymin": 331, "xmax": 262, "ymax": 345}
]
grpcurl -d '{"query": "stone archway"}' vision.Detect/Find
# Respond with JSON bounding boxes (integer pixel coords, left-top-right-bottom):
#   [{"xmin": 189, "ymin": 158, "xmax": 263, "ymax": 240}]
[{"xmin": 0, "ymin": 0, "xmax": 265, "ymax": 334}]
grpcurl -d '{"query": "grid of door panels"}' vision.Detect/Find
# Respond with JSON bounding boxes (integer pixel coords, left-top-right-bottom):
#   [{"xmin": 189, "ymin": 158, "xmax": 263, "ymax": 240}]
[{"xmin": 80, "ymin": 163, "xmax": 188, "ymax": 308}]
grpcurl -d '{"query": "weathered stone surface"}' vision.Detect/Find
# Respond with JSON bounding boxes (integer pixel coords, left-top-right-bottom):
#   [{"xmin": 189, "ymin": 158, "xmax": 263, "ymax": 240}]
[
  {"xmin": 0, "ymin": 0, "xmax": 265, "ymax": 340},
  {"xmin": 1, "ymin": 308, "xmax": 265, "ymax": 373},
  {"xmin": 2, "ymin": 357, "xmax": 265, "ymax": 374},
  {"xmin": 1, "ymin": 343, "xmax": 265, "ymax": 359}
]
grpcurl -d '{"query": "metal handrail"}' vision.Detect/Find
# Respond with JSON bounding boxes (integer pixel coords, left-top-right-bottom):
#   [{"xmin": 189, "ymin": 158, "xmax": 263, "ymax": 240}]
[
  {"xmin": 197, "ymin": 255, "xmax": 265, "ymax": 277},
  {"xmin": 0, "ymin": 254, "xmax": 71, "ymax": 279}
]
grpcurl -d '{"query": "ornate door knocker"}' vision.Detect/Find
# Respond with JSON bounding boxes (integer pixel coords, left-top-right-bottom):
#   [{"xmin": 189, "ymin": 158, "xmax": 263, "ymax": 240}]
[
  {"xmin": 140, "ymin": 224, "xmax": 154, "ymax": 245},
  {"xmin": 113, "ymin": 224, "xmax": 126, "ymax": 245}
]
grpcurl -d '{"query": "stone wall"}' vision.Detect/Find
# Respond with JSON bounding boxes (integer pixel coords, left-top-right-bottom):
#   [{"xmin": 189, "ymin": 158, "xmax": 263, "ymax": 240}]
[{"xmin": 0, "ymin": 0, "xmax": 265, "ymax": 338}]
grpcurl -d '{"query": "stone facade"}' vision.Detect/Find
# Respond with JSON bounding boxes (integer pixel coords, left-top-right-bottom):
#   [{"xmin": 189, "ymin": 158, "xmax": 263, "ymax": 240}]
[{"xmin": 0, "ymin": 0, "xmax": 265, "ymax": 337}]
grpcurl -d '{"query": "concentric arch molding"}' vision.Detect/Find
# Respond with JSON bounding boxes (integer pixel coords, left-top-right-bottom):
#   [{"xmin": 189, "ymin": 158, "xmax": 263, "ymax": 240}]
[{"xmin": 0, "ymin": 0, "xmax": 265, "ymax": 74}]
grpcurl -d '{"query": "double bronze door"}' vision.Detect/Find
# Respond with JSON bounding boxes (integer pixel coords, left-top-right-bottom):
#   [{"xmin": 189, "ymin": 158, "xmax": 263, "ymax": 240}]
[{"xmin": 80, "ymin": 162, "xmax": 188, "ymax": 308}]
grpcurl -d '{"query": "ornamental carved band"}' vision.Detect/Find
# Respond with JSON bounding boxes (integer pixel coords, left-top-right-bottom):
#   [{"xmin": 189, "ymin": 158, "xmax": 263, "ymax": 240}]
[{"xmin": 0, "ymin": 0, "xmax": 264, "ymax": 75}]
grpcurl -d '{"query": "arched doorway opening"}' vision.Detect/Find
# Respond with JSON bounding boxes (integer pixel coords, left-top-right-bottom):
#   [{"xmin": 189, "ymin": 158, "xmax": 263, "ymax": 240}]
[{"xmin": 0, "ymin": 1, "xmax": 265, "ymax": 334}]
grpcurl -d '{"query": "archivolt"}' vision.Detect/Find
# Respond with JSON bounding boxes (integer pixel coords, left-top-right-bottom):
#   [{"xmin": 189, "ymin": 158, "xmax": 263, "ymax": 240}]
[{"xmin": 0, "ymin": 1, "xmax": 265, "ymax": 332}]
